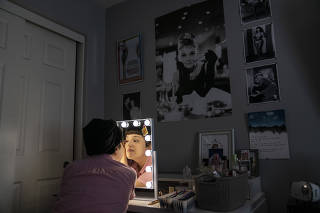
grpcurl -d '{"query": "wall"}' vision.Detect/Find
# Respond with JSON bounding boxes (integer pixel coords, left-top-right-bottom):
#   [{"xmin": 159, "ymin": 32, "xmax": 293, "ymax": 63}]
[
  {"xmin": 9, "ymin": 0, "xmax": 106, "ymax": 123},
  {"xmin": 105, "ymin": 0, "xmax": 320, "ymax": 212}
]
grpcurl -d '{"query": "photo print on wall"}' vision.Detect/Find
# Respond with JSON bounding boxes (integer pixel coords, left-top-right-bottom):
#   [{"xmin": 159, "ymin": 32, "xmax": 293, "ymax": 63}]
[
  {"xmin": 246, "ymin": 63, "xmax": 280, "ymax": 104},
  {"xmin": 117, "ymin": 34, "xmax": 143, "ymax": 84},
  {"xmin": 122, "ymin": 91, "xmax": 141, "ymax": 120},
  {"xmin": 155, "ymin": 0, "xmax": 232, "ymax": 122},
  {"xmin": 243, "ymin": 23, "xmax": 276, "ymax": 63},
  {"xmin": 239, "ymin": 0, "xmax": 272, "ymax": 24},
  {"xmin": 248, "ymin": 110, "xmax": 290, "ymax": 159}
]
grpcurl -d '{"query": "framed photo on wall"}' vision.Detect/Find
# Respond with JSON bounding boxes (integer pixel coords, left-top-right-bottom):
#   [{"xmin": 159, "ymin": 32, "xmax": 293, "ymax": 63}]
[
  {"xmin": 246, "ymin": 63, "xmax": 280, "ymax": 104},
  {"xmin": 199, "ymin": 129, "xmax": 234, "ymax": 168},
  {"xmin": 243, "ymin": 23, "xmax": 276, "ymax": 63},
  {"xmin": 122, "ymin": 91, "xmax": 141, "ymax": 120},
  {"xmin": 117, "ymin": 34, "xmax": 143, "ymax": 84},
  {"xmin": 236, "ymin": 149, "xmax": 259, "ymax": 177},
  {"xmin": 239, "ymin": 0, "xmax": 272, "ymax": 24}
]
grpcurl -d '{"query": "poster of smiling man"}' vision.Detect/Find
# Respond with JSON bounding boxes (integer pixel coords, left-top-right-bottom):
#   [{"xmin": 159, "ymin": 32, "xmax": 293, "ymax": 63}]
[{"xmin": 155, "ymin": 0, "xmax": 232, "ymax": 122}]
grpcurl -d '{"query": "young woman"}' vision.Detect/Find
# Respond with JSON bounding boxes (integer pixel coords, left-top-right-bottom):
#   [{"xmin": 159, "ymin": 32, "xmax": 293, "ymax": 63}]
[
  {"xmin": 121, "ymin": 127, "xmax": 152, "ymax": 188},
  {"xmin": 54, "ymin": 119, "xmax": 136, "ymax": 213},
  {"xmin": 172, "ymin": 33, "xmax": 232, "ymax": 116},
  {"xmin": 173, "ymin": 33, "xmax": 218, "ymax": 104}
]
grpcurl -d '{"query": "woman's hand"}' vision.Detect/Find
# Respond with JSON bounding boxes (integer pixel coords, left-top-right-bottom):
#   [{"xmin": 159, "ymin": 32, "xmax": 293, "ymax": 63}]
[
  {"xmin": 120, "ymin": 141, "xmax": 128, "ymax": 166},
  {"xmin": 189, "ymin": 63, "xmax": 202, "ymax": 80}
]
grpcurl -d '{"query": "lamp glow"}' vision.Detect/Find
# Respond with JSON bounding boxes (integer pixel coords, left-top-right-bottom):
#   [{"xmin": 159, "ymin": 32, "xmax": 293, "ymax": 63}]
[
  {"xmin": 145, "ymin": 135, "xmax": 151, "ymax": 142},
  {"xmin": 146, "ymin": 181, "xmax": 152, "ymax": 189},
  {"xmin": 144, "ymin": 119, "xmax": 151, "ymax": 126},
  {"xmin": 145, "ymin": 150, "xmax": 152, "ymax": 157},
  {"xmin": 146, "ymin": 166, "xmax": 152, "ymax": 173},
  {"xmin": 121, "ymin": 121, "xmax": 129, "ymax": 128},
  {"xmin": 133, "ymin": 120, "xmax": 140, "ymax": 127}
]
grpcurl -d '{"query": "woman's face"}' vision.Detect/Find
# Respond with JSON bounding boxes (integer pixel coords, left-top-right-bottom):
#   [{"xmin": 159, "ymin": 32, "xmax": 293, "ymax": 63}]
[
  {"xmin": 255, "ymin": 27, "xmax": 263, "ymax": 37},
  {"xmin": 254, "ymin": 73, "xmax": 263, "ymax": 85},
  {"xmin": 178, "ymin": 45, "xmax": 197, "ymax": 69},
  {"xmin": 125, "ymin": 134, "xmax": 147, "ymax": 161}
]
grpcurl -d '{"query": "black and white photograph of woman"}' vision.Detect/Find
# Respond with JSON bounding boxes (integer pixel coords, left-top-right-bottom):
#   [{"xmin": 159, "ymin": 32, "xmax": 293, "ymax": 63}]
[
  {"xmin": 246, "ymin": 64, "xmax": 280, "ymax": 104},
  {"xmin": 243, "ymin": 23, "xmax": 276, "ymax": 63},
  {"xmin": 117, "ymin": 35, "xmax": 143, "ymax": 84},
  {"xmin": 239, "ymin": 0, "xmax": 271, "ymax": 24},
  {"xmin": 122, "ymin": 92, "xmax": 141, "ymax": 120},
  {"xmin": 155, "ymin": 0, "xmax": 232, "ymax": 122}
]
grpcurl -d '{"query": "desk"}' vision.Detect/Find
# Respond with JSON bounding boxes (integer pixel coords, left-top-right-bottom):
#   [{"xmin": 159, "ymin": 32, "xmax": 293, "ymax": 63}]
[{"xmin": 127, "ymin": 192, "xmax": 267, "ymax": 213}]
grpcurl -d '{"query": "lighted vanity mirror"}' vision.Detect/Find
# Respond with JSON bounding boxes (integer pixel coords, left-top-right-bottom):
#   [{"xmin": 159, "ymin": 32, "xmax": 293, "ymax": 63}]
[{"xmin": 116, "ymin": 118, "xmax": 158, "ymax": 200}]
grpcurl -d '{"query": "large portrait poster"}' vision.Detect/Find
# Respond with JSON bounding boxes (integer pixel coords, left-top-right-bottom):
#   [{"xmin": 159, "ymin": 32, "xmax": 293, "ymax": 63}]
[
  {"xmin": 248, "ymin": 110, "xmax": 290, "ymax": 159},
  {"xmin": 155, "ymin": 0, "xmax": 232, "ymax": 122}
]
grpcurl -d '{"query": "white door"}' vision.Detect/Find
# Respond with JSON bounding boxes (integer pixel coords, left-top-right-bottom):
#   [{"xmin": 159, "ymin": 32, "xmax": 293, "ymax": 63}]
[
  {"xmin": 0, "ymin": 8, "xmax": 25, "ymax": 213},
  {"xmin": 0, "ymin": 9, "xmax": 76, "ymax": 213}
]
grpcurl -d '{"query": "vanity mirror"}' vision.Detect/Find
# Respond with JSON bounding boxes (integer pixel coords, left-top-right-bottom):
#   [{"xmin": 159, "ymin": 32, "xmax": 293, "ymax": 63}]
[{"xmin": 116, "ymin": 118, "xmax": 157, "ymax": 200}]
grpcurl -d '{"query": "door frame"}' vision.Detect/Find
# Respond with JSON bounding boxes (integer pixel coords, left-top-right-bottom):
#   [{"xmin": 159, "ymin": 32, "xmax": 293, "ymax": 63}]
[{"xmin": 0, "ymin": 0, "xmax": 85, "ymax": 160}]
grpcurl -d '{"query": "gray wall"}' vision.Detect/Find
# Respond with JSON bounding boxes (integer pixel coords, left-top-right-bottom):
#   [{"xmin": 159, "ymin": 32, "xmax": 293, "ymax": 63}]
[
  {"xmin": 9, "ymin": 0, "xmax": 106, "ymax": 123},
  {"xmin": 105, "ymin": 0, "xmax": 320, "ymax": 212}
]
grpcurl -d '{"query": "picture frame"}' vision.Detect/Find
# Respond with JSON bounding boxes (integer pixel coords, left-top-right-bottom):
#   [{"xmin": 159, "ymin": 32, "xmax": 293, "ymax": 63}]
[
  {"xmin": 117, "ymin": 34, "xmax": 143, "ymax": 84},
  {"xmin": 237, "ymin": 149, "xmax": 259, "ymax": 177},
  {"xmin": 246, "ymin": 63, "xmax": 281, "ymax": 104},
  {"xmin": 239, "ymin": 0, "xmax": 272, "ymax": 24},
  {"xmin": 199, "ymin": 129, "xmax": 235, "ymax": 169},
  {"xmin": 122, "ymin": 91, "xmax": 141, "ymax": 120},
  {"xmin": 248, "ymin": 149, "xmax": 259, "ymax": 177},
  {"xmin": 243, "ymin": 23, "xmax": 276, "ymax": 63}
]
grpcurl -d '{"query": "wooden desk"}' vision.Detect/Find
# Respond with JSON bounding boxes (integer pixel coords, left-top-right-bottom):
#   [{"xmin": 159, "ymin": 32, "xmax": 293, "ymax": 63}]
[{"xmin": 128, "ymin": 192, "xmax": 267, "ymax": 213}]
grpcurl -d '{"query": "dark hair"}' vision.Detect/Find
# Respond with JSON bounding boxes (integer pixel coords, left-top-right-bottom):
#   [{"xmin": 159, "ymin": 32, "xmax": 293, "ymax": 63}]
[
  {"xmin": 177, "ymin": 33, "xmax": 196, "ymax": 49},
  {"xmin": 83, "ymin": 119, "xmax": 122, "ymax": 156},
  {"xmin": 125, "ymin": 127, "xmax": 151, "ymax": 147},
  {"xmin": 255, "ymin": 26, "xmax": 265, "ymax": 34}
]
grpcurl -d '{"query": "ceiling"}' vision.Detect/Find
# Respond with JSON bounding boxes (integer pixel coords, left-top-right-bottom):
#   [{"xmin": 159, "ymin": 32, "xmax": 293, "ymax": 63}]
[{"xmin": 94, "ymin": 0, "xmax": 127, "ymax": 8}]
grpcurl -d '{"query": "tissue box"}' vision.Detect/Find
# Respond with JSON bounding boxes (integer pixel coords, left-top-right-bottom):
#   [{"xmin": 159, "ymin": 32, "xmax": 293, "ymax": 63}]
[{"xmin": 195, "ymin": 174, "xmax": 249, "ymax": 211}]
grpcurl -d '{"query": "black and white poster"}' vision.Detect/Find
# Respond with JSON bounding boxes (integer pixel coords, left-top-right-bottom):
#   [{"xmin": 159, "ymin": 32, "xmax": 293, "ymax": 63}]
[
  {"xmin": 155, "ymin": 0, "xmax": 232, "ymax": 122},
  {"xmin": 122, "ymin": 92, "xmax": 141, "ymax": 120},
  {"xmin": 239, "ymin": 0, "xmax": 272, "ymax": 24},
  {"xmin": 246, "ymin": 64, "xmax": 280, "ymax": 104},
  {"xmin": 243, "ymin": 23, "xmax": 276, "ymax": 63}
]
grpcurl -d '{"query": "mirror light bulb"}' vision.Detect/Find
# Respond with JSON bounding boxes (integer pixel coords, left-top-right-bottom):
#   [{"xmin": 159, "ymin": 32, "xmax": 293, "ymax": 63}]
[
  {"xmin": 133, "ymin": 120, "xmax": 140, "ymax": 127},
  {"xmin": 144, "ymin": 119, "xmax": 151, "ymax": 126},
  {"xmin": 145, "ymin": 135, "xmax": 151, "ymax": 141},
  {"xmin": 121, "ymin": 121, "xmax": 129, "ymax": 128},
  {"xmin": 146, "ymin": 166, "xmax": 152, "ymax": 173},
  {"xmin": 146, "ymin": 181, "xmax": 152, "ymax": 189},
  {"xmin": 145, "ymin": 150, "xmax": 152, "ymax": 157}
]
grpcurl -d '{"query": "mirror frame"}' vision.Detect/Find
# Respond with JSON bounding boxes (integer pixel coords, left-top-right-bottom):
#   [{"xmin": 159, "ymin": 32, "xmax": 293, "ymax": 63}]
[{"xmin": 116, "ymin": 118, "xmax": 158, "ymax": 200}]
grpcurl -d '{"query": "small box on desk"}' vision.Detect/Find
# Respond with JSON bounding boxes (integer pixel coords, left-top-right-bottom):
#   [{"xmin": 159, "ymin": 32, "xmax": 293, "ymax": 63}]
[
  {"xmin": 195, "ymin": 174, "xmax": 249, "ymax": 211},
  {"xmin": 158, "ymin": 190, "xmax": 195, "ymax": 213}
]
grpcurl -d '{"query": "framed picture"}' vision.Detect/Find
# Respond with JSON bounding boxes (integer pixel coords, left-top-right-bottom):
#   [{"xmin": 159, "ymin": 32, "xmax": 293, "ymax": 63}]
[
  {"xmin": 122, "ymin": 91, "xmax": 141, "ymax": 120},
  {"xmin": 246, "ymin": 63, "xmax": 280, "ymax": 104},
  {"xmin": 243, "ymin": 23, "xmax": 276, "ymax": 63},
  {"xmin": 237, "ymin": 149, "xmax": 259, "ymax": 177},
  {"xmin": 117, "ymin": 34, "xmax": 143, "ymax": 84},
  {"xmin": 248, "ymin": 149, "xmax": 259, "ymax": 177},
  {"xmin": 199, "ymin": 129, "xmax": 234, "ymax": 168},
  {"xmin": 239, "ymin": 0, "xmax": 272, "ymax": 24}
]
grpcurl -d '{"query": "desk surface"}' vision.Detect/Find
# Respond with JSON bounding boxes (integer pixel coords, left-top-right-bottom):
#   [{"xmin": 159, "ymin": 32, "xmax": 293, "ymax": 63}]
[{"xmin": 128, "ymin": 192, "xmax": 266, "ymax": 213}]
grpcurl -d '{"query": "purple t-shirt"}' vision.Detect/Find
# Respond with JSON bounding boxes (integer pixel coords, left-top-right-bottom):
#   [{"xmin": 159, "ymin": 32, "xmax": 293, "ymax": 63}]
[{"xmin": 53, "ymin": 155, "xmax": 136, "ymax": 213}]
